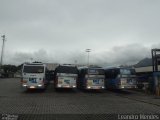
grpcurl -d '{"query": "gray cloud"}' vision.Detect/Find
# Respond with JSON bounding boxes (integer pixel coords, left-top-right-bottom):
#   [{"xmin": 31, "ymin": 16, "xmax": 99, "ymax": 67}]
[
  {"xmin": 91, "ymin": 43, "xmax": 151, "ymax": 67},
  {"xmin": 3, "ymin": 43, "xmax": 156, "ymax": 67}
]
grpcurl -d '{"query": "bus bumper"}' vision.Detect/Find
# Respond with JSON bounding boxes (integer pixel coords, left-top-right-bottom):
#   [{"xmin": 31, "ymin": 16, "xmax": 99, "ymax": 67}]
[
  {"xmin": 22, "ymin": 84, "xmax": 45, "ymax": 89},
  {"xmin": 118, "ymin": 85, "xmax": 137, "ymax": 89},
  {"xmin": 56, "ymin": 84, "xmax": 77, "ymax": 88},
  {"xmin": 86, "ymin": 86, "xmax": 105, "ymax": 89}
]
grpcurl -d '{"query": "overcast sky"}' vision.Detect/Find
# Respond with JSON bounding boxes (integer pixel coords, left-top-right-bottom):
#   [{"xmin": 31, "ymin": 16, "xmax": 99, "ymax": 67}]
[{"xmin": 0, "ymin": 0, "xmax": 160, "ymax": 66}]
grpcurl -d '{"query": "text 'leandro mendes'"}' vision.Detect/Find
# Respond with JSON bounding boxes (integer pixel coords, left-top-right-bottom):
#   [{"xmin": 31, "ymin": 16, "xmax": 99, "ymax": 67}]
[{"xmin": 118, "ymin": 114, "xmax": 159, "ymax": 120}]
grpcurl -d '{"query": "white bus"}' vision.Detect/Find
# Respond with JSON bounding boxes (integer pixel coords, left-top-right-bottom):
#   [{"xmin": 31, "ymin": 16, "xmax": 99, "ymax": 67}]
[
  {"xmin": 54, "ymin": 65, "xmax": 78, "ymax": 89},
  {"xmin": 21, "ymin": 63, "xmax": 48, "ymax": 90}
]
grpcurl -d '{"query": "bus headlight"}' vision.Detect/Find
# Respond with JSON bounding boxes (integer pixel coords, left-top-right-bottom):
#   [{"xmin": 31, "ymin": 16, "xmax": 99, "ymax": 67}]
[
  {"xmin": 23, "ymin": 84, "xmax": 27, "ymax": 87},
  {"xmin": 38, "ymin": 84, "xmax": 42, "ymax": 87},
  {"xmin": 87, "ymin": 86, "xmax": 91, "ymax": 89},
  {"xmin": 58, "ymin": 85, "xmax": 62, "ymax": 87},
  {"xmin": 102, "ymin": 86, "xmax": 105, "ymax": 89},
  {"xmin": 73, "ymin": 85, "xmax": 76, "ymax": 88}
]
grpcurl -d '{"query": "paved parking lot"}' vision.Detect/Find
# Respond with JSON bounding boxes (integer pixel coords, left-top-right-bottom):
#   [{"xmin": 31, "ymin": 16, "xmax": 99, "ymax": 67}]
[{"xmin": 0, "ymin": 78, "xmax": 160, "ymax": 119}]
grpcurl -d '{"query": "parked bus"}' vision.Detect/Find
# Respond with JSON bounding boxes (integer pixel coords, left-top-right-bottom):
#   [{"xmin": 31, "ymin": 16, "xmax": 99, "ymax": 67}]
[
  {"xmin": 21, "ymin": 63, "xmax": 48, "ymax": 90},
  {"xmin": 78, "ymin": 66, "xmax": 105, "ymax": 90},
  {"xmin": 104, "ymin": 67, "xmax": 137, "ymax": 89},
  {"xmin": 54, "ymin": 65, "xmax": 78, "ymax": 89}
]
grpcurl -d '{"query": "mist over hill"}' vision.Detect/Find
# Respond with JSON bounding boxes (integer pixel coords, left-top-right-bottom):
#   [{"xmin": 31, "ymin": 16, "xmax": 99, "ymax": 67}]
[{"xmin": 3, "ymin": 43, "xmax": 155, "ymax": 67}]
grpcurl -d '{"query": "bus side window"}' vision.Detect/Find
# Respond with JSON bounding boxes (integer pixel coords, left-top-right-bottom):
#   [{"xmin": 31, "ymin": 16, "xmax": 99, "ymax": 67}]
[
  {"xmin": 114, "ymin": 69, "xmax": 119, "ymax": 78},
  {"xmin": 105, "ymin": 70, "xmax": 110, "ymax": 78},
  {"xmin": 82, "ymin": 69, "xmax": 86, "ymax": 78},
  {"xmin": 78, "ymin": 70, "xmax": 81, "ymax": 78},
  {"xmin": 54, "ymin": 69, "xmax": 57, "ymax": 78},
  {"xmin": 111, "ymin": 70, "xmax": 115, "ymax": 79},
  {"xmin": 111, "ymin": 69, "xmax": 118, "ymax": 79},
  {"xmin": 105, "ymin": 70, "xmax": 113, "ymax": 79}
]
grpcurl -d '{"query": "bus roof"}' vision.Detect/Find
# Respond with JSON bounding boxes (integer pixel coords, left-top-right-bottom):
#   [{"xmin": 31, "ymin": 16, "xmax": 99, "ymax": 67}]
[
  {"xmin": 103, "ymin": 67, "xmax": 134, "ymax": 70},
  {"xmin": 61, "ymin": 64, "xmax": 77, "ymax": 67},
  {"xmin": 23, "ymin": 63, "xmax": 45, "ymax": 66},
  {"xmin": 78, "ymin": 66, "xmax": 103, "ymax": 70}
]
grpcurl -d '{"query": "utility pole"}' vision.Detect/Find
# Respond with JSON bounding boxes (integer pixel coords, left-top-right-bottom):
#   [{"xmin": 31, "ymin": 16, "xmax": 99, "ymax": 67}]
[
  {"xmin": 151, "ymin": 48, "xmax": 160, "ymax": 96},
  {"xmin": 85, "ymin": 49, "xmax": 91, "ymax": 67},
  {"xmin": 152, "ymin": 49, "xmax": 160, "ymax": 72},
  {"xmin": 0, "ymin": 35, "xmax": 6, "ymax": 66}
]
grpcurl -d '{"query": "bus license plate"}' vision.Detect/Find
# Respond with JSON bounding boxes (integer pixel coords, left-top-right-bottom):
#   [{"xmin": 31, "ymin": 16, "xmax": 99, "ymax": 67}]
[{"xmin": 30, "ymin": 86, "xmax": 35, "ymax": 88}]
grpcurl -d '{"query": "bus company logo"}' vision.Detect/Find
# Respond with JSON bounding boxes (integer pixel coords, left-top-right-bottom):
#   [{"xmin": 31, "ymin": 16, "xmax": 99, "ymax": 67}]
[
  {"xmin": 118, "ymin": 114, "xmax": 159, "ymax": 120},
  {"xmin": 1, "ymin": 114, "xmax": 18, "ymax": 120}
]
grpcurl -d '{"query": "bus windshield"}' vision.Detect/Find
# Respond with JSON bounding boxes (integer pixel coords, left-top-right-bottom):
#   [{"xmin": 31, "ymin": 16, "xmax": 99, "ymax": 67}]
[
  {"xmin": 120, "ymin": 69, "xmax": 131, "ymax": 75},
  {"xmin": 88, "ymin": 69, "xmax": 105, "ymax": 75},
  {"xmin": 56, "ymin": 66, "xmax": 78, "ymax": 74},
  {"xmin": 120, "ymin": 69, "xmax": 135, "ymax": 75},
  {"xmin": 23, "ymin": 66, "xmax": 44, "ymax": 73}
]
